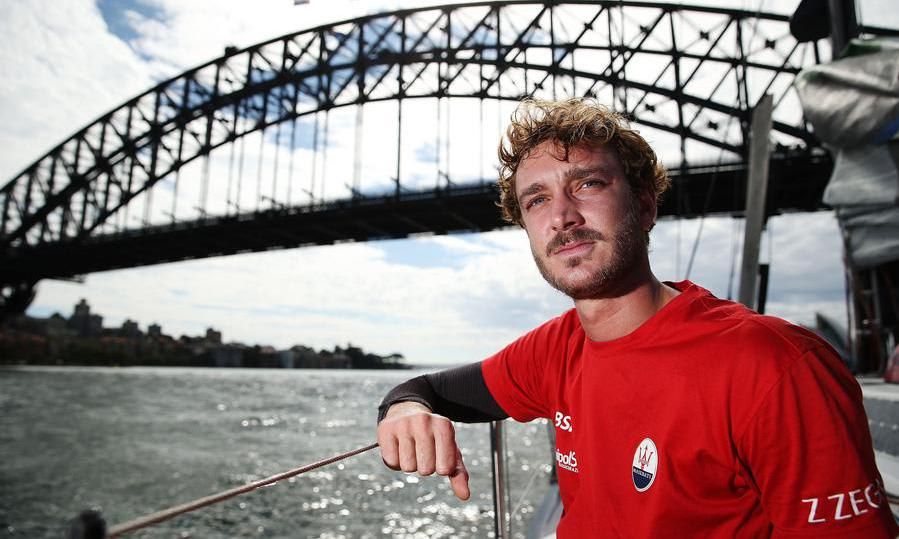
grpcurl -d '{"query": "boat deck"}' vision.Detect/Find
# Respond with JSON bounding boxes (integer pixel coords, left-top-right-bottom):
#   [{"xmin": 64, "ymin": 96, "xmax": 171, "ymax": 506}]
[
  {"xmin": 860, "ymin": 377, "xmax": 899, "ymax": 504},
  {"xmin": 860, "ymin": 377, "xmax": 899, "ymax": 403}
]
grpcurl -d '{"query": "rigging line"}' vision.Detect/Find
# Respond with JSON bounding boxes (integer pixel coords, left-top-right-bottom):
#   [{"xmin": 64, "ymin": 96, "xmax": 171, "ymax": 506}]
[
  {"xmin": 321, "ymin": 110, "xmax": 330, "ymax": 203},
  {"xmin": 114, "ymin": 168, "xmax": 124, "ymax": 231},
  {"xmin": 396, "ymin": 97, "xmax": 403, "ymax": 198},
  {"xmin": 171, "ymin": 169, "xmax": 180, "ymax": 223},
  {"xmin": 479, "ymin": 97, "xmax": 485, "ymax": 184},
  {"xmin": 684, "ymin": 114, "xmax": 737, "ymax": 279},
  {"xmin": 445, "ymin": 98, "xmax": 452, "ymax": 187},
  {"xmin": 676, "ymin": 219, "xmax": 682, "ymax": 279},
  {"xmin": 256, "ymin": 127, "xmax": 266, "ymax": 210},
  {"xmin": 200, "ymin": 154, "xmax": 211, "ymax": 217},
  {"xmin": 353, "ymin": 103, "xmax": 363, "ymax": 197},
  {"xmin": 143, "ymin": 180, "xmax": 153, "ymax": 227},
  {"xmin": 310, "ymin": 111, "xmax": 319, "ymax": 204},
  {"xmin": 436, "ymin": 96, "xmax": 442, "ymax": 189},
  {"xmin": 226, "ymin": 136, "xmax": 236, "ymax": 215},
  {"xmin": 509, "ymin": 462, "xmax": 550, "ymax": 525},
  {"xmin": 236, "ymin": 131, "xmax": 247, "ymax": 213},
  {"xmin": 287, "ymin": 115, "xmax": 298, "ymax": 207},
  {"xmin": 683, "ymin": 216, "xmax": 704, "ymax": 281},
  {"xmin": 107, "ymin": 442, "xmax": 379, "ymax": 538},
  {"xmin": 497, "ymin": 80, "xmax": 502, "ymax": 180},
  {"xmin": 272, "ymin": 119, "xmax": 282, "ymax": 209},
  {"xmin": 726, "ymin": 217, "xmax": 742, "ymax": 300}
]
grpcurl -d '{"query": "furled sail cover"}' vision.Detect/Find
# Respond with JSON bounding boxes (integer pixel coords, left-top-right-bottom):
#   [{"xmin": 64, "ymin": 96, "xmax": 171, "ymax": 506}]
[{"xmin": 796, "ymin": 39, "xmax": 899, "ymax": 268}]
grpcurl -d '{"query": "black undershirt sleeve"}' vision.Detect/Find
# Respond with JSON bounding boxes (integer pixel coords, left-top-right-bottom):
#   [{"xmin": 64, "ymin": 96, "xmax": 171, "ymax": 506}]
[{"xmin": 377, "ymin": 361, "xmax": 509, "ymax": 423}]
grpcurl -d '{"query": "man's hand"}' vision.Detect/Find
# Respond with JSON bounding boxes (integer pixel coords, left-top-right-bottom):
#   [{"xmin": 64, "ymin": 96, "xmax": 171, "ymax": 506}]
[{"xmin": 377, "ymin": 401, "xmax": 471, "ymax": 501}]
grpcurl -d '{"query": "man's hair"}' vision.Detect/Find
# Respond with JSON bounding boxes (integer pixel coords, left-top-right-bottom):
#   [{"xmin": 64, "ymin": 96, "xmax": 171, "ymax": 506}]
[{"xmin": 497, "ymin": 98, "xmax": 671, "ymax": 226}]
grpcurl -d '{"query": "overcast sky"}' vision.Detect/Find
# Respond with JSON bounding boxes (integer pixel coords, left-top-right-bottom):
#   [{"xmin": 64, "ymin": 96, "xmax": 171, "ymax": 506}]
[{"xmin": 2, "ymin": 0, "xmax": 887, "ymax": 365}]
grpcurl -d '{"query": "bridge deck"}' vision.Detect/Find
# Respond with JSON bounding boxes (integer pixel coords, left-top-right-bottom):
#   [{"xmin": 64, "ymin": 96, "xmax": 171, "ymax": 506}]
[{"xmin": 1, "ymin": 152, "xmax": 832, "ymax": 283}]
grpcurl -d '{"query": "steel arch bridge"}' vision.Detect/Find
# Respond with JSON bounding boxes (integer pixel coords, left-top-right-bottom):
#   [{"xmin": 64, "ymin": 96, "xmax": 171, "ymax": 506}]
[{"xmin": 1, "ymin": 0, "xmax": 885, "ymax": 314}]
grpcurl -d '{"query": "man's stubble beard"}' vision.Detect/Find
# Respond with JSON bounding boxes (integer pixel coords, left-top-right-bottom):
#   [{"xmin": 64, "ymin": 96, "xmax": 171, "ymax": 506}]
[{"xmin": 531, "ymin": 201, "xmax": 646, "ymax": 301}]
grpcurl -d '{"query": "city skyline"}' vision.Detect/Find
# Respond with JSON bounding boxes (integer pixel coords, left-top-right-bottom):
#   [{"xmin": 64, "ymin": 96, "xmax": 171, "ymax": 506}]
[
  {"xmin": 6, "ymin": 295, "xmax": 407, "ymax": 370},
  {"xmin": 3, "ymin": 0, "xmax": 892, "ymax": 364}
]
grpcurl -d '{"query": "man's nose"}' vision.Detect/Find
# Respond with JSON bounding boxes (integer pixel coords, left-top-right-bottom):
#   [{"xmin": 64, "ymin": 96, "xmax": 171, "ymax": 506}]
[{"xmin": 550, "ymin": 194, "xmax": 585, "ymax": 231}]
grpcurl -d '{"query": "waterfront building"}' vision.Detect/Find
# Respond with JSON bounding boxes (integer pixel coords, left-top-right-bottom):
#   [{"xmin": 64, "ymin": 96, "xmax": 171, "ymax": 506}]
[
  {"xmin": 68, "ymin": 299, "xmax": 102, "ymax": 337},
  {"xmin": 205, "ymin": 328, "xmax": 222, "ymax": 345},
  {"xmin": 121, "ymin": 319, "xmax": 141, "ymax": 339}
]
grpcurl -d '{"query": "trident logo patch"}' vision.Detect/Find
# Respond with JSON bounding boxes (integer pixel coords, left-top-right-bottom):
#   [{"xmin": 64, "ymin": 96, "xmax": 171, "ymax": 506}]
[{"xmin": 632, "ymin": 438, "xmax": 659, "ymax": 492}]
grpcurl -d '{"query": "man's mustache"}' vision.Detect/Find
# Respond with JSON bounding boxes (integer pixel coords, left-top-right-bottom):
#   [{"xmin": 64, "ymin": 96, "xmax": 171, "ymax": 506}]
[{"xmin": 546, "ymin": 228, "xmax": 604, "ymax": 256}]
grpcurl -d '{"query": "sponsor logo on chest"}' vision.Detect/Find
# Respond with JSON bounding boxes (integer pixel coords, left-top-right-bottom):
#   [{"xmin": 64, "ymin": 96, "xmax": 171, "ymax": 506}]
[
  {"xmin": 632, "ymin": 438, "xmax": 659, "ymax": 492},
  {"xmin": 553, "ymin": 411, "xmax": 578, "ymax": 473},
  {"xmin": 554, "ymin": 411, "xmax": 573, "ymax": 432},
  {"xmin": 556, "ymin": 448, "xmax": 579, "ymax": 473}
]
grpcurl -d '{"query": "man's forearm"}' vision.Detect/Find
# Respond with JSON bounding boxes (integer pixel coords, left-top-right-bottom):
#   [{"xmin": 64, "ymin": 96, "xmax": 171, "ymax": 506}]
[{"xmin": 378, "ymin": 361, "xmax": 508, "ymax": 423}]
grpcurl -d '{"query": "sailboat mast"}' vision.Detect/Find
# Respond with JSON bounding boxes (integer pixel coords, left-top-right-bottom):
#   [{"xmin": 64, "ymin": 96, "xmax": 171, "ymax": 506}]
[{"xmin": 738, "ymin": 94, "xmax": 774, "ymax": 310}]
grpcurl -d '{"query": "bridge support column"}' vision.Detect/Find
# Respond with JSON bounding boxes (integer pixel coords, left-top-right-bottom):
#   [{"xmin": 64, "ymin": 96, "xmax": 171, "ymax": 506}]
[{"xmin": 0, "ymin": 280, "xmax": 37, "ymax": 324}]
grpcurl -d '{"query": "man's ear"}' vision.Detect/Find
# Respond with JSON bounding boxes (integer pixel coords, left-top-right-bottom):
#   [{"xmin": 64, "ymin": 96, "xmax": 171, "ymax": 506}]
[{"xmin": 638, "ymin": 189, "xmax": 657, "ymax": 233}]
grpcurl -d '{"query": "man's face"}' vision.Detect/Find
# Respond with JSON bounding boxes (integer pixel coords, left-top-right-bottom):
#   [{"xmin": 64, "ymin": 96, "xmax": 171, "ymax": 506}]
[{"xmin": 515, "ymin": 141, "xmax": 653, "ymax": 300}]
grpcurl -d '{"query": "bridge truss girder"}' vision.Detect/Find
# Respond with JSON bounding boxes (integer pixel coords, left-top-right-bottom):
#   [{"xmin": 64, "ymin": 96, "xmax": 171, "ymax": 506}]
[{"xmin": 0, "ymin": 151, "xmax": 833, "ymax": 285}]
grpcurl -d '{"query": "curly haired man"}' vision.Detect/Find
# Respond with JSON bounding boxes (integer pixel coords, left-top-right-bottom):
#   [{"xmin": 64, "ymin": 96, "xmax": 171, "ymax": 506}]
[{"xmin": 377, "ymin": 98, "xmax": 898, "ymax": 537}]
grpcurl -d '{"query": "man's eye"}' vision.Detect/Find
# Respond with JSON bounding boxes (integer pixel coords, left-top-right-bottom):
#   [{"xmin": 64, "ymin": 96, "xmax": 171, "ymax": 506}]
[{"xmin": 525, "ymin": 196, "xmax": 546, "ymax": 209}]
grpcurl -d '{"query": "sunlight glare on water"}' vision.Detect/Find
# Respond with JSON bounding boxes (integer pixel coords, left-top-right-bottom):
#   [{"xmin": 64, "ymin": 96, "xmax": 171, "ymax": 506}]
[{"xmin": 0, "ymin": 366, "xmax": 552, "ymax": 538}]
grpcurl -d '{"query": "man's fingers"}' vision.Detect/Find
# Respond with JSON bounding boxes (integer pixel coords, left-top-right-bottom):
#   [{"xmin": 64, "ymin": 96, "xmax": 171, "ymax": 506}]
[
  {"xmin": 377, "ymin": 406, "xmax": 469, "ymax": 499},
  {"xmin": 448, "ymin": 448, "xmax": 470, "ymax": 501},
  {"xmin": 415, "ymin": 429, "xmax": 437, "ymax": 476},
  {"xmin": 433, "ymin": 421, "xmax": 457, "ymax": 476},
  {"xmin": 398, "ymin": 435, "xmax": 418, "ymax": 472},
  {"xmin": 377, "ymin": 430, "xmax": 401, "ymax": 470}
]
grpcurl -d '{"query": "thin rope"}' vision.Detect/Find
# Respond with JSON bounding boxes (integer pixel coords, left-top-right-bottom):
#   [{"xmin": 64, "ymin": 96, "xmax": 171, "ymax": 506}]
[
  {"xmin": 199, "ymin": 154, "xmax": 211, "ymax": 217},
  {"xmin": 226, "ymin": 137, "xmax": 236, "ymax": 215},
  {"xmin": 684, "ymin": 114, "xmax": 737, "ymax": 280},
  {"xmin": 107, "ymin": 442, "xmax": 378, "ymax": 538},
  {"xmin": 170, "ymin": 170, "xmax": 180, "ymax": 223},
  {"xmin": 436, "ymin": 96, "xmax": 442, "ymax": 189},
  {"xmin": 236, "ymin": 133, "xmax": 246, "ymax": 213},
  {"xmin": 509, "ymin": 463, "xmax": 549, "ymax": 524},
  {"xmin": 321, "ymin": 110, "xmax": 330, "ymax": 202},
  {"xmin": 479, "ymin": 97, "xmax": 484, "ymax": 184},
  {"xmin": 256, "ymin": 128, "xmax": 266, "ymax": 209},
  {"xmin": 309, "ymin": 111, "xmax": 319, "ymax": 204},
  {"xmin": 726, "ymin": 218, "xmax": 743, "ymax": 300},
  {"xmin": 287, "ymin": 115, "xmax": 297, "ymax": 206},
  {"xmin": 272, "ymin": 119, "xmax": 282, "ymax": 209}
]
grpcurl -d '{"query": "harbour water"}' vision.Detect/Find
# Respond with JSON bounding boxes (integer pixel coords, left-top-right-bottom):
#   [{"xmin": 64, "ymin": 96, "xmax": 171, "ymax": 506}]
[{"xmin": 0, "ymin": 367, "xmax": 553, "ymax": 538}]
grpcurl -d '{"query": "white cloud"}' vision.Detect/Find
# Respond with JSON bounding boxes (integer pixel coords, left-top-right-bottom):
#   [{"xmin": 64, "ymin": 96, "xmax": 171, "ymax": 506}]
[{"xmin": 0, "ymin": 0, "xmax": 153, "ymax": 179}]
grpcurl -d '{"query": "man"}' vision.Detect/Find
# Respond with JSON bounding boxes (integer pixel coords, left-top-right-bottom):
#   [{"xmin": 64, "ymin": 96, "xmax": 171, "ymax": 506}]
[{"xmin": 376, "ymin": 98, "xmax": 898, "ymax": 537}]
